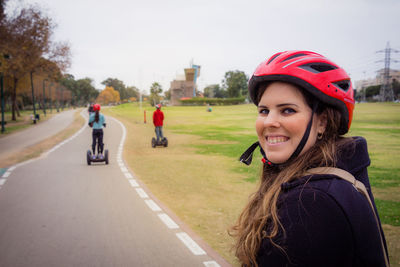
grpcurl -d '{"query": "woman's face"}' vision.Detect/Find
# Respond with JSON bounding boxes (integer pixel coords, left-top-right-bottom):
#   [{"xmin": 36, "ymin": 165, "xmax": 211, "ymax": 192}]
[{"xmin": 256, "ymin": 82, "xmax": 326, "ymax": 164}]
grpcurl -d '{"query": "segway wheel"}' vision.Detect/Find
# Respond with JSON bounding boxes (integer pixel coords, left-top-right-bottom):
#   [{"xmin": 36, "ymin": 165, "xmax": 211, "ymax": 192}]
[
  {"xmin": 87, "ymin": 150, "xmax": 92, "ymax": 165},
  {"xmin": 152, "ymin": 137, "xmax": 156, "ymax": 148},
  {"xmin": 164, "ymin": 138, "xmax": 168, "ymax": 147},
  {"xmin": 105, "ymin": 149, "xmax": 109, "ymax": 165}
]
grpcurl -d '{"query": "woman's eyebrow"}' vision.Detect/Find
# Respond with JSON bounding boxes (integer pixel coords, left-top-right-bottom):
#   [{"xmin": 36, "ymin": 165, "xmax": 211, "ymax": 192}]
[
  {"xmin": 258, "ymin": 103, "xmax": 299, "ymax": 108},
  {"xmin": 277, "ymin": 103, "xmax": 299, "ymax": 108}
]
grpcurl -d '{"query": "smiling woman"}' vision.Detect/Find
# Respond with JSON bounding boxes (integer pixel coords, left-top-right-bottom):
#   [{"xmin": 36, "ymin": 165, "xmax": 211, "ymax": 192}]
[
  {"xmin": 232, "ymin": 51, "xmax": 389, "ymax": 267},
  {"xmin": 255, "ymin": 82, "xmax": 326, "ymax": 164}
]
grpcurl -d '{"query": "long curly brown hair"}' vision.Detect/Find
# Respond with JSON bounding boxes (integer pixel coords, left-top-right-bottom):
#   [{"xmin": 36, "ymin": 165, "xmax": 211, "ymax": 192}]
[{"xmin": 230, "ymin": 83, "xmax": 352, "ymax": 266}]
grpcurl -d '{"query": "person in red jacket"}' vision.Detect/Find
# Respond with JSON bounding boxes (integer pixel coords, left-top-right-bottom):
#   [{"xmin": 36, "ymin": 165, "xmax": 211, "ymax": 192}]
[{"xmin": 153, "ymin": 104, "xmax": 164, "ymax": 142}]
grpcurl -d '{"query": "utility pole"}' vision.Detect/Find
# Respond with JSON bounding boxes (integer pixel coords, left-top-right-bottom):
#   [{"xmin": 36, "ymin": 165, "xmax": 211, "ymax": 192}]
[
  {"xmin": 0, "ymin": 72, "xmax": 5, "ymax": 133},
  {"xmin": 42, "ymin": 79, "xmax": 47, "ymax": 116},
  {"xmin": 30, "ymin": 71, "xmax": 37, "ymax": 123},
  {"xmin": 362, "ymin": 71, "xmax": 366, "ymax": 102},
  {"xmin": 376, "ymin": 42, "xmax": 399, "ymax": 102},
  {"xmin": 49, "ymin": 82, "xmax": 52, "ymax": 113},
  {"xmin": 61, "ymin": 86, "xmax": 64, "ymax": 111}
]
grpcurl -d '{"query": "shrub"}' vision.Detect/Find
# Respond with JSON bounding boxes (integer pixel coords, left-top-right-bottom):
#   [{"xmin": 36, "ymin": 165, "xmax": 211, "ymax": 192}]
[{"xmin": 180, "ymin": 97, "xmax": 246, "ymax": 106}]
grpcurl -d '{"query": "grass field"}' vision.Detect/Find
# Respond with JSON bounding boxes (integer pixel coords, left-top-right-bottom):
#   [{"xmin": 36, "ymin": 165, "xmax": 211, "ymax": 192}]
[{"xmin": 104, "ymin": 102, "xmax": 400, "ymax": 266}]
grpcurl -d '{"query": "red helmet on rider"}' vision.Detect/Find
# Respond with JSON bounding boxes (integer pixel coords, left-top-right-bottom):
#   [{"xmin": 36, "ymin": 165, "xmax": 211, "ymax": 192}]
[
  {"xmin": 248, "ymin": 50, "xmax": 354, "ymax": 135},
  {"xmin": 93, "ymin": 104, "xmax": 101, "ymax": 112}
]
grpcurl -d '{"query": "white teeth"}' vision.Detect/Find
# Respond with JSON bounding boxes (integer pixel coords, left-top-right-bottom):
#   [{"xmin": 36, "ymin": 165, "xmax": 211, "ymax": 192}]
[{"xmin": 267, "ymin": 136, "xmax": 287, "ymax": 144}]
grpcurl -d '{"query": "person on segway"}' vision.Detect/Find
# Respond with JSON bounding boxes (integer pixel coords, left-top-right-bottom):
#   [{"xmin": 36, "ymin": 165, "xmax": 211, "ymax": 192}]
[
  {"xmin": 88, "ymin": 103, "xmax": 94, "ymax": 114},
  {"xmin": 88, "ymin": 104, "xmax": 106, "ymax": 160},
  {"xmin": 153, "ymin": 104, "xmax": 164, "ymax": 143}
]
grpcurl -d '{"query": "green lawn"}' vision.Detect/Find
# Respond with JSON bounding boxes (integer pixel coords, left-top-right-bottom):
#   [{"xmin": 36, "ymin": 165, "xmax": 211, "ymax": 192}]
[{"xmin": 105, "ymin": 102, "xmax": 400, "ymax": 266}]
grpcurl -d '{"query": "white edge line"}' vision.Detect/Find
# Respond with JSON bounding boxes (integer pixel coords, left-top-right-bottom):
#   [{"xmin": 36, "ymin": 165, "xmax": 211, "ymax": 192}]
[
  {"xmin": 2, "ymin": 172, "xmax": 11, "ymax": 178},
  {"xmin": 203, "ymin": 261, "xmax": 221, "ymax": 267},
  {"xmin": 0, "ymin": 179, "xmax": 7, "ymax": 185},
  {"xmin": 144, "ymin": 199, "xmax": 162, "ymax": 211},
  {"xmin": 158, "ymin": 213, "xmax": 179, "ymax": 229},
  {"xmin": 128, "ymin": 179, "xmax": 139, "ymax": 187},
  {"xmin": 135, "ymin": 188, "xmax": 149, "ymax": 198},
  {"xmin": 176, "ymin": 232, "xmax": 206, "ymax": 255},
  {"xmin": 124, "ymin": 173, "xmax": 133, "ymax": 179}
]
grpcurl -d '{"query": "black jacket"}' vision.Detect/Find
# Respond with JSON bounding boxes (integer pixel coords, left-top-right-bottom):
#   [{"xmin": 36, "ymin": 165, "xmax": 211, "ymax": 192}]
[{"xmin": 256, "ymin": 137, "xmax": 388, "ymax": 267}]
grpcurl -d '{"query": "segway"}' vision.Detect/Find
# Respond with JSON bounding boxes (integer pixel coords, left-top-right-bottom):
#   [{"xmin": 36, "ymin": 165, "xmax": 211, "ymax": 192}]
[
  {"xmin": 151, "ymin": 137, "xmax": 168, "ymax": 148},
  {"xmin": 87, "ymin": 149, "xmax": 109, "ymax": 165}
]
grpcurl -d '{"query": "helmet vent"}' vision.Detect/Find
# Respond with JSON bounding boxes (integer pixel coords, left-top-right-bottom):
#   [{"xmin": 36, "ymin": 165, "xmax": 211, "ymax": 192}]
[
  {"xmin": 280, "ymin": 53, "xmax": 307, "ymax": 63},
  {"xmin": 267, "ymin": 53, "xmax": 282, "ymax": 65},
  {"xmin": 299, "ymin": 63, "xmax": 337, "ymax": 73},
  {"xmin": 333, "ymin": 80, "xmax": 351, "ymax": 92}
]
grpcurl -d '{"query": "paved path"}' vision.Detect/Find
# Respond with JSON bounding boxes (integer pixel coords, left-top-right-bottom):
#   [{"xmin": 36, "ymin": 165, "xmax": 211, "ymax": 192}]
[
  {"xmin": 0, "ymin": 112, "xmax": 226, "ymax": 267},
  {"xmin": 0, "ymin": 109, "xmax": 76, "ymax": 160}
]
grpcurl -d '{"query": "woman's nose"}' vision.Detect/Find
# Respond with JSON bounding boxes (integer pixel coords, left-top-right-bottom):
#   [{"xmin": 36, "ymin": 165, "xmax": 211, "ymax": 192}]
[{"xmin": 263, "ymin": 112, "xmax": 280, "ymax": 128}]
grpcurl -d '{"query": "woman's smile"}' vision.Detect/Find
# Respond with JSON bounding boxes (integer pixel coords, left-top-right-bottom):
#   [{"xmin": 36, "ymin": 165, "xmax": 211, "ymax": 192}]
[{"xmin": 265, "ymin": 135, "xmax": 289, "ymax": 145}]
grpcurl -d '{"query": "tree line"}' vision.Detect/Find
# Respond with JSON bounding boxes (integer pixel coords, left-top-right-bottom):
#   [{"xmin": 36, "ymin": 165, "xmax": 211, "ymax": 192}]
[
  {"xmin": 0, "ymin": 0, "xmax": 70, "ymax": 120},
  {"xmin": 203, "ymin": 70, "xmax": 248, "ymax": 99},
  {"xmin": 355, "ymin": 79, "xmax": 400, "ymax": 102},
  {"xmin": 0, "ymin": 0, "xmax": 141, "ymax": 121},
  {"xmin": 157, "ymin": 70, "xmax": 249, "ymax": 105}
]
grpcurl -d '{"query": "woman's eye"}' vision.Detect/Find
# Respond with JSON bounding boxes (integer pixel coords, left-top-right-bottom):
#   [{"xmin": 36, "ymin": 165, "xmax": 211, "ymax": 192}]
[
  {"xmin": 283, "ymin": 108, "xmax": 296, "ymax": 114},
  {"xmin": 259, "ymin": 109, "xmax": 269, "ymax": 114}
]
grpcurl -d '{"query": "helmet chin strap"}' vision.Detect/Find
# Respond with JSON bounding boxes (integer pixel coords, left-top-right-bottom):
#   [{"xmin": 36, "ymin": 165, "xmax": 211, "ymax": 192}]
[{"xmin": 239, "ymin": 102, "xmax": 318, "ymax": 167}]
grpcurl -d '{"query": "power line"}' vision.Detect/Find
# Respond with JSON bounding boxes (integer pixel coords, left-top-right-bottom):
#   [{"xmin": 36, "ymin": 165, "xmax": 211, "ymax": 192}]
[{"xmin": 376, "ymin": 42, "xmax": 399, "ymax": 101}]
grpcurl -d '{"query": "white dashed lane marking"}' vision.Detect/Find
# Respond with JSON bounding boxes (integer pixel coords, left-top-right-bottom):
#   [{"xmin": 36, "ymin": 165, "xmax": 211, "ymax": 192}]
[
  {"xmin": 128, "ymin": 179, "xmax": 139, "ymax": 187},
  {"xmin": 158, "ymin": 213, "xmax": 179, "ymax": 229},
  {"xmin": 176, "ymin": 232, "xmax": 206, "ymax": 256},
  {"xmin": 8, "ymin": 166, "xmax": 16, "ymax": 171},
  {"xmin": 203, "ymin": 261, "xmax": 221, "ymax": 267},
  {"xmin": 124, "ymin": 173, "xmax": 133, "ymax": 179},
  {"xmin": 135, "ymin": 188, "xmax": 149, "ymax": 199},
  {"xmin": 144, "ymin": 199, "xmax": 162, "ymax": 211}
]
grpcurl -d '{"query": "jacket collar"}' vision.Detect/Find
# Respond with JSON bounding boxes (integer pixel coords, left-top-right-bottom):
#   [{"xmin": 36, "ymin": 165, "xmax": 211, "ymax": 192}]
[{"xmin": 281, "ymin": 136, "xmax": 370, "ymax": 191}]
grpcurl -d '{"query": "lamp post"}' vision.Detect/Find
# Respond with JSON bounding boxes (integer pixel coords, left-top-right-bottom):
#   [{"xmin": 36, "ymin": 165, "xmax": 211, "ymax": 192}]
[
  {"xmin": 1, "ymin": 54, "xmax": 10, "ymax": 133},
  {"xmin": 56, "ymin": 87, "xmax": 60, "ymax": 112},
  {"xmin": 30, "ymin": 71, "xmax": 37, "ymax": 124},
  {"xmin": 1, "ymin": 72, "xmax": 5, "ymax": 133},
  {"xmin": 49, "ymin": 82, "xmax": 52, "ymax": 113},
  {"xmin": 61, "ymin": 86, "xmax": 64, "ymax": 111},
  {"xmin": 42, "ymin": 79, "xmax": 47, "ymax": 116}
]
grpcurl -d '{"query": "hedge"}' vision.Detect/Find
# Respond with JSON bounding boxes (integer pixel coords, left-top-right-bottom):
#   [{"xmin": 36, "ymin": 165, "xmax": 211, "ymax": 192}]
[{"xmin": 180, "ymin": 97, "xmax": 246, "ymax": 106}]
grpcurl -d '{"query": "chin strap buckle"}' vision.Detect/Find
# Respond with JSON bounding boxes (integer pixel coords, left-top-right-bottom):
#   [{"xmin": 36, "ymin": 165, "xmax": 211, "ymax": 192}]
[
  {"xmin": 261, "ymin": 158, "xmax": 273, "ymax": 166},
  {"xmin": 239, "ymin": 141, "xmax": 260, "ymax": 165},
  {"xmin": 239, "ymin": 141, "xmax": 274, "ymax": 166}
]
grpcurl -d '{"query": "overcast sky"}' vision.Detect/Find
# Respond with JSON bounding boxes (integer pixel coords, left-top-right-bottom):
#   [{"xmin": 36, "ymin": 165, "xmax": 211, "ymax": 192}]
[{"xmin": 8, "ymin": 0, "xmax": 400, "ymax": 93}]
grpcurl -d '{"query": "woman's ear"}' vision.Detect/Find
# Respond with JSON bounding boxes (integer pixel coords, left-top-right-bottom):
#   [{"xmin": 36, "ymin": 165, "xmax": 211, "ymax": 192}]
[{"xmin": 317, "ymin": 112, "xmax": 328, "ymax": 134}]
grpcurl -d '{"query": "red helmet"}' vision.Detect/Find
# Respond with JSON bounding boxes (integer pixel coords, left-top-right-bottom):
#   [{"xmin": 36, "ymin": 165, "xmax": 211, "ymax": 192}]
[
  {"xmin": 155, "ymin": 104, "xmax": 161, "ymax": 109},
  {"xmin": 248, "ymin": 50, "xmax": 354, "ymax": 134},
  {"xmin": 93, "ymin": 104, "xmax": 101, "ymax": 111}
]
